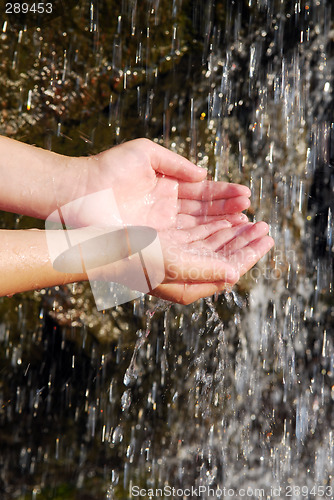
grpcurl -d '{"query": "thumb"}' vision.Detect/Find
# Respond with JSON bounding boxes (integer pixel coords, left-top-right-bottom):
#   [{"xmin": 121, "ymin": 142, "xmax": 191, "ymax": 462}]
[{"xmin": 149, "ymin": 142, "xmax": 207, "ymax": 182}]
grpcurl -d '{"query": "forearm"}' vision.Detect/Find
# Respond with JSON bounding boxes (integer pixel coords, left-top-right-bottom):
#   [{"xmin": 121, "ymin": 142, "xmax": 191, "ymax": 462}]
[
  {"xmin": 0, "ymin": 229, "xmax": 86, "ymax": 296},
  {"xmin": 0, "ymin": 136, "xmax": 90, "ymax": 220}
]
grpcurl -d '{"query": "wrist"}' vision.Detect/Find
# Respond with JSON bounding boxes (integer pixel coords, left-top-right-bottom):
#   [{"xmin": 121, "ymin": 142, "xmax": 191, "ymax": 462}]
[
  {"xmin": 50, "ymin": 154, "xmax": 91, "ymax": 215},
  {"xmin": 0, "ymin": 136, "xmax": 91, "ymax": 220}
]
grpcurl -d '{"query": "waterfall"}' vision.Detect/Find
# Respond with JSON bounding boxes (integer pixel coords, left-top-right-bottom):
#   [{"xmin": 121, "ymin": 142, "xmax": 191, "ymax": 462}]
[{"xmin": 0, "ymin": 0, "xmax": 333, "ymax": 498}]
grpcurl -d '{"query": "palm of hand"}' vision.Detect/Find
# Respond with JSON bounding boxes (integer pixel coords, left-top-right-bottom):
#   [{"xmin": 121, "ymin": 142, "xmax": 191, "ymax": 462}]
[
  {"xmin": 93, "ymin": 140, "xmax": 176, "ymax": 230},
  {"xmin": 89, "ymin": 139, "xmax": 274, "ymax": 304},
  {"xmin": 114, "ymin": 174, "xmax": 179, "ymax": 230},
  {"xmin": 95, "ymin": 139, "xmax": 251, "ymax": 231},
  {"xmin": 155, "ymin": 221, "xmax": 274, "ymax": 304}
]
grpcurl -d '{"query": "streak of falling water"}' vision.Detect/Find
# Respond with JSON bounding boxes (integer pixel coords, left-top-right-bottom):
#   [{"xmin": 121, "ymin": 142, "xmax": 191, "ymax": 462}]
[
  {"xmin": 123, "ymin": 301, "xmax": 171, "ymax": 387},
  {"xmin": 123, "ymin": 325, "xmax": 150, "ymax": 387}
]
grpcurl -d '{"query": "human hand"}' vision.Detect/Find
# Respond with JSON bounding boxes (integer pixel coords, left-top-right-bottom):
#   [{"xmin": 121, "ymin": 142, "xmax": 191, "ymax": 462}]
[
  {"xmin": 84, "ymin": 219, "xmax": 274, "ymax": 306},
  {"xmin": 151, "ymin": 221, "xmax": 274, "ymax": 304},
  {"xmin": 80, "ymin": 138, "xmax": 252, "ymax": 231},
  {"xmin": 72, "ymin": 138, "xmax": 273, "ymax": 305},
  {"xmin": 0, "ymin": 137, "xmax": 273, "ymax": 304}
]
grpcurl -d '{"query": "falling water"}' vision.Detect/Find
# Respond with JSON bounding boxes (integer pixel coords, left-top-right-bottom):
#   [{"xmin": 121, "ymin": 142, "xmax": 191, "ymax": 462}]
[{"xmin": 0, "ymin": 0, "xmax": 333, "ymax": 499}]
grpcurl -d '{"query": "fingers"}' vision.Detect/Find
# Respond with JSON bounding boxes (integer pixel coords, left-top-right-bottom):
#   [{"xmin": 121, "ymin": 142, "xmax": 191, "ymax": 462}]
[
  {"xmin": 165, "ymin": 222, "xmax": 272, "ymax": 283},
  {"xmin": 178, "ymin": 196, "xmax": 250, "ymax": 216},
  {"xmin": 180, "ymin": 281, "xmax": 231, "ymax": 304},
  {"xmin": 158, "ymin": 235, "xmax": 274, "ymax": 303},
  {"xmin": 151, "ymin": 281, "xmax": 230, "ymax": 305},
  {"xmin": 155, "ymin": 229, "xmax": 274, "ymax": 304},
  {"xmin": 220, "ymin": 214, "xmax": 250, "ymax": 226},
  {"xmin": 190, "ymin": 223, "xmax": 253, "ymax": 251},
  {"xmin": 168, "ymin": 219, "xmax": 233, "ymax": 245},
  {"xmin": 178, "ymin": 180, "xmax": 251, "ymax": 200},
  {"xmin": 176, "ymin": 213, "xmax": 249, "ymax": 229},
  {"xmin": 147, "ymin": 140, "xmax": 207, "ymax": 182},
  {"xmin": 164, "ymin": 246, "xmax": 239, "ymax": 284},
  {"xmin": 228, "ymin": 235, "xmax": 275, "ymax": 277},
  {"xmin": 218, "ymin": 221, "xmax": 270, "ymax": 255}
]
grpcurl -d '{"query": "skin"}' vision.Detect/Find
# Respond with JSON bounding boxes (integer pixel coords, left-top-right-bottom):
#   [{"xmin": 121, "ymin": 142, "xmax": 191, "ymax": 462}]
[
  {"xmin": 154, "ymin": 222, "xmax": 274, "ymax": 304},
  {"xmin": 0, "ymin": 137, "xmax": 274, "ymax": 304}
]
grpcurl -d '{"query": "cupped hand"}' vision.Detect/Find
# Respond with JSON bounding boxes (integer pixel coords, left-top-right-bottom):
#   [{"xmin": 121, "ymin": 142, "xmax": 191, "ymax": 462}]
[
  {"xmin": 151, "ymin": 221, "xmax": 274, "ymax": 304},
  {"xmin": 76, "ymin": 138, "xmax": 274, "ymax": 304},
  {"xmin": 89, "ymin": 219, "xmax": 274, "ymax": 305},
  {"xmin": 83, "ymin": 138, "xmax": 251, "ymax": 231}
]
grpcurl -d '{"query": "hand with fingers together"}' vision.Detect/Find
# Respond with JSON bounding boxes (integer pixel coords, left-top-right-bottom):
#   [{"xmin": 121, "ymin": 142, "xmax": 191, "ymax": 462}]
[
  {"xmin": 152, "ymin": 220, "xmax": 274, "ymax": 304},
  {"xmin": 85, "ymin": 138, "xmax": 252, "ymax": 231}
]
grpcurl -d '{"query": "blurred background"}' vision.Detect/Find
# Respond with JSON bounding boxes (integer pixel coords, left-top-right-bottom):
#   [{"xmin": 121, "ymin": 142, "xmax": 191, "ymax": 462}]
[{"xmin": 0, "ymin": 0, "xmax": 333, "ymax": 498}]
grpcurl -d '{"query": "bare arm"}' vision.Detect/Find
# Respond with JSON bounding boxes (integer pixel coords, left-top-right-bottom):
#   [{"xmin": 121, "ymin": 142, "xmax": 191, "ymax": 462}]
[
  {"xmin": 0, "ymin": 222, "xmax": 274, "ymax": 304},
  {"xmin": 0, "ymin": 135, "xmax": 88, "ymax": 219},
  {"xmin": 0, "ymin": 229, "xmax": 86, "ymax": 296},
  {"xmin": 0, "ymin": 137, "xmax": 273, "ymax": 304},
  {"xmin": 0, "ymin": 136, "xmax": 210, "ymax": 221}
]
